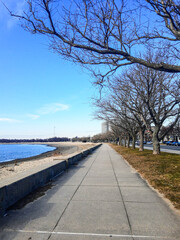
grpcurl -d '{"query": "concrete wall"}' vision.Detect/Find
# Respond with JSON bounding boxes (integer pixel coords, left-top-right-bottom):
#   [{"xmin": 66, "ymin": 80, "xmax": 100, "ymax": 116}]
[{"xmin": 0, "ymin": 144, "xmax": 101, "ymax": 217}]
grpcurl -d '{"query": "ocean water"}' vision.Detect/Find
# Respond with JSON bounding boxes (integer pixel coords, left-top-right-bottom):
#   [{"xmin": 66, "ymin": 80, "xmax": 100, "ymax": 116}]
[{"xmin": 0, "ymin": 144, "xmax": 56, "ymax": 163}]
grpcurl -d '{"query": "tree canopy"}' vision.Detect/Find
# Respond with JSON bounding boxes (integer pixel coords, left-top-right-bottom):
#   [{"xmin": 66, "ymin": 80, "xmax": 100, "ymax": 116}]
[
  {"xmin": 7, "ymin": 0, "xmax": 180, "ymax": 84},
  {"xmin": 94, "ymin": 53, "xmax": 180, "ymax": 154}
]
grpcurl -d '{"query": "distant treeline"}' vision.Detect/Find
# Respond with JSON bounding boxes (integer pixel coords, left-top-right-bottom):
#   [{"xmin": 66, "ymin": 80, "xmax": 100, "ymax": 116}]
[{"xmin": 0, "ymin": 137, "xmax": 70, "ymax": 143}]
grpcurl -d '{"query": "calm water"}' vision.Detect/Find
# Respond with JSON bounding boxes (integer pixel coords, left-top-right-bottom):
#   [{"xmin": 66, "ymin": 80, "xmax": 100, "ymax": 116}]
[{"xmin": 0, "ymin": 144, "xmax": 56, "ymax": 163}]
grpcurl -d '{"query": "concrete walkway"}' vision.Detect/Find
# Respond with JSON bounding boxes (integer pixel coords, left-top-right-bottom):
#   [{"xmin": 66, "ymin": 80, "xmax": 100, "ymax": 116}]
[{"xmin": 0, "ymin": 144, "xmax": 179, "ymax": 240}]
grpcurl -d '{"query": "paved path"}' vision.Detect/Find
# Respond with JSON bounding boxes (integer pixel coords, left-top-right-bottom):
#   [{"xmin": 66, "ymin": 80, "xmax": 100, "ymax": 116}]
[{"xmin": 0, "ymin": 144, "xmax": 179, "ymax": 240}]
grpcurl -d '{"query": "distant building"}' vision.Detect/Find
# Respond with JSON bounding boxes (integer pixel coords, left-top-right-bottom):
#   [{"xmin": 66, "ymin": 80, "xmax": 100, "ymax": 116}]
[{"xmin": 102, "ymin": 122, "xmax": 110, "ymax": 134}]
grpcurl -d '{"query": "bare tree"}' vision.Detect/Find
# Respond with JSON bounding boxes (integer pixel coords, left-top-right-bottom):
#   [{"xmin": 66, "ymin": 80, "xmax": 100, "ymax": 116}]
[
  {"xmin": 95, "ymin": 51, "xmax": 179, "ymax": 154},
  {"xmin": 6, "ymin": 0, "xmax": 180, "ymax": 84},
  {"xmin": 92, "ymin": 131, "xmax": 115, "ymax": 142},
  {"xmin": 110, "ymin": 124, "xmax": 129, "ymax": 147},
  {"xmin": 170, "ymin": 119, "xmax": 180, "ymax": 141},
  {"xmin": 109, "ymin": 75, "xmax": 152, "ymax": 151},
  {"xmin": 161, "ymin": 119, "xmax": 180, "ymax": 140},
  {"xmin": 144, "ymin": 0, "xmax": 180, "ymax": 40},
  {"xmin": 94, "ymin": 97, "xmax": 139, "ymax": 149},
  {"xmin": 124, "ymin": 59, "xmax": 180, "ymax": 154}
]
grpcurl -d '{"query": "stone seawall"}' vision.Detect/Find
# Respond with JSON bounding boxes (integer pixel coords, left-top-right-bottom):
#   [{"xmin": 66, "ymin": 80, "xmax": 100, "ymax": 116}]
[{"xmin": 0, "ymin": 144, "xmax": 101, "ymax": 216}]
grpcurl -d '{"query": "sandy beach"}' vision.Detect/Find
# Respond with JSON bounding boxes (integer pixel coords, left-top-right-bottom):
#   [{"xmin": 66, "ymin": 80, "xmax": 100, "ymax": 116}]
[{"xmin": 0, "ymin": 142, "xmax": 96, "ymax": 181}]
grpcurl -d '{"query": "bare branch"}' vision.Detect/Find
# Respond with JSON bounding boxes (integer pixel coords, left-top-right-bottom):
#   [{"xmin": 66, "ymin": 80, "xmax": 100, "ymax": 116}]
[{"xmin": 5, "ymin": 0, "xmax": 180, "ymax": 78}]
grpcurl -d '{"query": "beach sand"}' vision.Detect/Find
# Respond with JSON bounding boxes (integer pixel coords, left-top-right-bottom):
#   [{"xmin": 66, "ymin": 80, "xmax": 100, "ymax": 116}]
[{"xmin": 0, "ymin": 142, "xmax": 96, "ymax": 181}]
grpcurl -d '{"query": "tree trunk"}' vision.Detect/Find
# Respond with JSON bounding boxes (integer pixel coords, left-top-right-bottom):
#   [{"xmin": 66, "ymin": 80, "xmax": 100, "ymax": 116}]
[
  {"xmin": 139, "ymin": 128, "xmax": 144, "ymax": 151},
  {"xmin": 132, "ymin": 135, "xmax": 136, "ymax": 149},
  {"xmin": 152, "ymin": 126, "xmax": 160, "ymax": 154},
  {"xmin": 124, "ymin": 136, "xmax": 127, "ymax": 147},
  {"xmin": 127, "ymin": 135, "xmax": 130, "ymax": 148},
  {"xmin": 119, "ymin": 136, "xmax": 123, "ymax": 146},
  {"xmin": 118, "ymin": 136, "xmax": 120, "ymax": 145}
]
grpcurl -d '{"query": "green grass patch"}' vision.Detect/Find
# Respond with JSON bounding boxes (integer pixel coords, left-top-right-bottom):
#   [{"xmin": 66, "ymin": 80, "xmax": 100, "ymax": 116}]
[{"xmin": 110, "ymin": 144, "xmax": 180, "ymax": 210}]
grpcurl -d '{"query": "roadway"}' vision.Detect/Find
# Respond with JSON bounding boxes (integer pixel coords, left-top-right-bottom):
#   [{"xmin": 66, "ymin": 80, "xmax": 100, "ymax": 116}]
[{"xmin": 143, "ymin": 144, "xmax": 180, "ymax": 154}]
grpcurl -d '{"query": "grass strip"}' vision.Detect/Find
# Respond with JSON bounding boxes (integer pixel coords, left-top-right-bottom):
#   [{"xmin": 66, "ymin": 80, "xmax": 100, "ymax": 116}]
[{"xmin": 110, "ymin": 144, "xmax": 180, "ymax": 210}]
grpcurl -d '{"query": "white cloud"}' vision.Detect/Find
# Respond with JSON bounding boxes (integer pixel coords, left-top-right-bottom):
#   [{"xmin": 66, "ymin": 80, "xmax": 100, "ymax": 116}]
[
  {"xmin": 37, "ymin": 103, "xmax": 69, "ymax": 115},
  {"xmin": 0, "ymin": 118, "xmax": 21, "ymax": 123},
  {"xmin": 27, "ymin": 114, "xmax": 40, "ymax": 120}
]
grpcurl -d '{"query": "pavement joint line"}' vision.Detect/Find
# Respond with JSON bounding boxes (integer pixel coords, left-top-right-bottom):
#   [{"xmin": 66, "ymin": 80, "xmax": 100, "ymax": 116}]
[
  {"xmin": 77, "ymin": 185, "xmax": 119, "ymax": 188},
  {"xmin": 4, "ymin": 229, "xmax": 172, "ymax": 239},
  {"xmin": 107, "ymin": 146, "xmax": 135, "ymax": 240},
  {"xmin": 47, "ymin": 147, "xmax": 102, "ymax": 240},
  {"xmin": 70, "ymin": 199, "xmax": 159, "ymax": 204},
  {"xmin": 71, "ymin": 199, "xmax": 123, "ymax": 202}
]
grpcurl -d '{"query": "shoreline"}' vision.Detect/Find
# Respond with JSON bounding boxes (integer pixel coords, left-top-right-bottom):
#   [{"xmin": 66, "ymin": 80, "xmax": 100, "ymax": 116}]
[
  {"xmin": 0, "ymin": 143, "xmax": 56, "ymax": 166},
  {"xmin": 0, "ymin": 142, "xmax": 96, "ymax": 181},
  {"xmin": 0, "ymin": 142, "xmax": 79, "ymax": 167}
]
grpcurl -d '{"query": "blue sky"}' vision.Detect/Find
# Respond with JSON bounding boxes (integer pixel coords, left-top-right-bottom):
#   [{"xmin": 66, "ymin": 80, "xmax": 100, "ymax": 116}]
[{"xmin": 0, "ymin": 0, "xmax": 102, "ymax": 139}]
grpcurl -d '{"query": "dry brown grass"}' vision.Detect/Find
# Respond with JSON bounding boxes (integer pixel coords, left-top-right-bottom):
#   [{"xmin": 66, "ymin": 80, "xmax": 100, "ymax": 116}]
[{"xmin": 110, "ymin": 144, "xmax": 180, "ymax": 210}]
